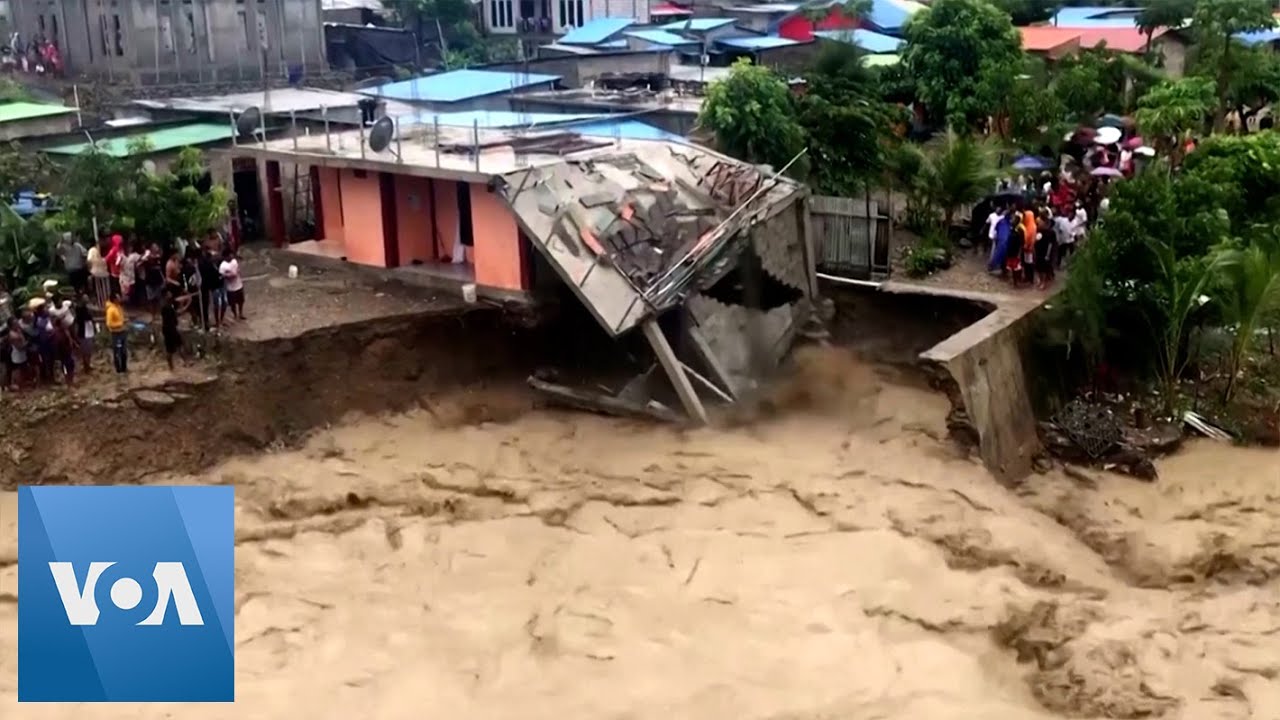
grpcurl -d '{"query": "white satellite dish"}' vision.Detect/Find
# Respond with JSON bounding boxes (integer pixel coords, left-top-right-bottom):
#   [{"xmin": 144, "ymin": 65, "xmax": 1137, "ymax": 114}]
[{"xmin": 142, "ymin": 159, "xmax": 157, "ymax": 174}]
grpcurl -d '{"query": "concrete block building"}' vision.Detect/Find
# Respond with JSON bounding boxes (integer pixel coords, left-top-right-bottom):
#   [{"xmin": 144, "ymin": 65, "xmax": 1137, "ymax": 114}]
[{"xmin": 10, "ymin": 0, "xmax": 326, "ymax": 84}]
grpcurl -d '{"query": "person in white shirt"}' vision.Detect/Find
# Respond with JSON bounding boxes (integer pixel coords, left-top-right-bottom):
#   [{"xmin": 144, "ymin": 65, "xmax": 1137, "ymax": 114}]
[
  {"xmin": 218, "ymin": 248, "xmax": 246, "ymax": 321},
  {"xmin": 1054, "ymin": 210, "xmax": 1077, "ymax": 266},
  {"xmin": 1072, "ymin": 204, "xmax": 1089, "ymax": 245}
]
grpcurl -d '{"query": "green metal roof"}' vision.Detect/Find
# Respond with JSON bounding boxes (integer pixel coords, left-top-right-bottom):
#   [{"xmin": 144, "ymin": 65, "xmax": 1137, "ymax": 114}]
[
  {"xmin": 43, "ymin": 122, "xmax": 236, "ymax": 157},
  {"xmin": 0, "ymin": 101, "xmax": 75, "ymax": 124}
]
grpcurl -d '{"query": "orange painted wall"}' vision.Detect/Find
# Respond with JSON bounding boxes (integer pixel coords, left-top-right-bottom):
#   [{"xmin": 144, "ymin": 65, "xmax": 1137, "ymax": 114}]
[
  {"xmin": 317, "ymin": 167, "xmax": 345, "ymax": 244},
  {"xmin": 338, "ymin": 169, "xmax": 385, "ymax": 267},
  {"xmin": 469, "ymin": 183, "xmax": 525, "ymax": 292},
  {"xmin": 394, "ymin": 175, "xmax": 435, "ymax": 265}
]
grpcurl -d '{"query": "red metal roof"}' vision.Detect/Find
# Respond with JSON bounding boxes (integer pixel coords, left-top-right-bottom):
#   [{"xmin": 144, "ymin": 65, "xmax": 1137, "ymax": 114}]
[
  {"xmin": 1019, "ymin": 26, "xmax": 1083, "ymax": 51},
  {"xmin": 1074, "ymin": 27, "xmax": 1164, "ymax": 53},
  {"xmin": 1019, "ymin": 25, "xmax": 1166, "ymax": 54}
]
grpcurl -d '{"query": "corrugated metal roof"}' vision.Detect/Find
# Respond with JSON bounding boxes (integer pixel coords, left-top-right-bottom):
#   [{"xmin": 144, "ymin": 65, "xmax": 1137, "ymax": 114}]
[
  {"xmin": 626, "ymin": 29, "xmax": 698, "ymax": 45},
  {"xmin": 813, "ymin": 29, "xmax": 903, "ymax": 52},
  {"xmin": 367, "ymin": 69, "xmax": 561, "ymax": 103},
  {"xmin": 865, "ymin": 0, "xmax": 925, "ymax": 32},
  {"xmin": 569, "ymin": 119, "xmax": 687, "ymax": 142},
  {"xmin": 661, "ymin": 18, "xmax": 737, "ymax": 31},
  {"xmin": 133, "ymin": 88, "xmax": 368, "ymax": 114},
  {"xmin": 540, "ymin": 42, "xmax": 604, "ymax": 55},
  {"xmin": 0, "ymin": 101, "xmax": 75, "ymax": 124},
  {"xmin": 43, "ymin": 123, "xmax": 235, "ymax": 157},
  {"xmin": 1019, "ymin": 26, "xmax": 1086, "ymax": 51},
  {"xmin": 717, "ymin": 35, "xmax": 801, "ymax": 50},
  {"xmin": 559, "ymin": 17, "xmax": 636, "ymax": 44},
  {"xmin": 398, "ymin": 110, "xmax": 606, "ymax": 129},
  {"xmin": 729, "ymin": 3, "xmax": 801, "ymax": 13},
  {"xmin": 1074, "ymin": 27, "xmax": 1159, "ymax": 53},
  {"xmin": 1050, "ymin": 6, "xmax": 1140, "ymax": 28},
  {"xmin": 1238, "ymin": 26, "xmax": 1280, "ymax": 45}
]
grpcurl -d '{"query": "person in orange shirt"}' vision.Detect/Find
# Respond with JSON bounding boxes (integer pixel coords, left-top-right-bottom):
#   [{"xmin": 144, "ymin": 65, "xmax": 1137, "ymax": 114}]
[{"xmin": 1021, "ymin": 206, "xmax": 1038, "ymax": 285}]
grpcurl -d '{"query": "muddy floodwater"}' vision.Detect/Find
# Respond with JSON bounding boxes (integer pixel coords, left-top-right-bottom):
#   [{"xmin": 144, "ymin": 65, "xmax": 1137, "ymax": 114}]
[{"xmin": 2, "ymin": 349, "xmax": 1279, "ymax": 720}]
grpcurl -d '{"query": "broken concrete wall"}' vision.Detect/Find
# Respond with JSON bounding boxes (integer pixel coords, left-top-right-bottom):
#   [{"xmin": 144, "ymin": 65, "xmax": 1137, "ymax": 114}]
[
  {"xmin": 750, "ymin": 197, "xmax": 810, "ymax": 295},
  {"xmin": 921, "ymin": 300, "xmax": 1042, "ymax": 483},
  {"xmin": 686, "ymin": 294, "xmax": 800, "ymax": 395}
]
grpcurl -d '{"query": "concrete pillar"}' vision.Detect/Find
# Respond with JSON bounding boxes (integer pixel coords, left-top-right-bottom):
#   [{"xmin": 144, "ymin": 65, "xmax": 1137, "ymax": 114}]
[{"xmin": 643, "ymin": 319, "xmax": 708, "ymax": 424}]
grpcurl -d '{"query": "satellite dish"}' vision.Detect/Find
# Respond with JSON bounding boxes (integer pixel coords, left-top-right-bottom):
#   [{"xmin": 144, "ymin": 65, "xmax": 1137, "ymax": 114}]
[
  {"xmin": 368, "ymin": 115, "xmax": 396, "ymax": 154},
  {"xmin": 142, "ymin": 159, "xmax": 157, "ymax": 175},
  {"xmin": 236, "ymin": 106, "xmax": 262, "ymax": 138}
]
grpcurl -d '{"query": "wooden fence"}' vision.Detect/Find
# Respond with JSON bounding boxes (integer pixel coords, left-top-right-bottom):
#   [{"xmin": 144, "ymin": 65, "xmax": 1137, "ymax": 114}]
[{"xmin": 810, "ymin": 193, "xmax": 891, "ymax": 280}]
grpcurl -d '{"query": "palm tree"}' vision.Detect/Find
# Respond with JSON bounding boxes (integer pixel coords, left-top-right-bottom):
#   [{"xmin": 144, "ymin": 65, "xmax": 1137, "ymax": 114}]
[
  {"xmin": 1216, "ymin": 232, "xmax": 1280, "ymax": 402},
  {"xmin": 1144, "ymin": 234, "xmax": 1232, "ymax": 412},
  {"xmin": 916, "ymin": 130, "xmax": 999, "ymax": 234}
]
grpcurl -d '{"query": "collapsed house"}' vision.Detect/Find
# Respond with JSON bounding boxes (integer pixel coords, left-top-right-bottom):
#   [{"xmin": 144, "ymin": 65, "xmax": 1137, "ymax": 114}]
[{"xmin": 232, "ymin": 106, "xmax": 815, "ymax": 421}]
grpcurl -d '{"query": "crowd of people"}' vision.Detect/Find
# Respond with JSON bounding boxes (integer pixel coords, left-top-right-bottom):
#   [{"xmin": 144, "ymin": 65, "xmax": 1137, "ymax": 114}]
[
  {"xmin": 1, "ymin": 33, "xmax": 62, "ymax": 76},
  {"xmin": 2, "ymin": 230, "xmax": 246, "ymax": 393},
  {"xmin": 978, "ymin": 122, "xmax": 1154, "ymax": 290}
]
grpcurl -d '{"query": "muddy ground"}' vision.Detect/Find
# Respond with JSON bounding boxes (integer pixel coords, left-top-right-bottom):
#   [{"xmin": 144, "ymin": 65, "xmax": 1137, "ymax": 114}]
[{"xmin": 2, "ymin": 287, "xmax": 1279, "ymax": 720}]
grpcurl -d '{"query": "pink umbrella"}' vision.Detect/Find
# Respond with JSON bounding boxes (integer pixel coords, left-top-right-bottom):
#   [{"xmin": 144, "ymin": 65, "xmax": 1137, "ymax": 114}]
[
  {"xmin": 1091, "ymin": 167, "xmax": 1124, "ymax": 178},
  {"xmin": 1123, "ymin": 136, "xmax": 1144, "ymax": 149}
]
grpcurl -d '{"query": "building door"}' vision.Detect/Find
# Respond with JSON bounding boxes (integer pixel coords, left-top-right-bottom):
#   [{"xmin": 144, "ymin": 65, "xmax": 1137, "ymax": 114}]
[{"xmin": 232, "ymin": 161, "xmax": 263, "ymax": 243}]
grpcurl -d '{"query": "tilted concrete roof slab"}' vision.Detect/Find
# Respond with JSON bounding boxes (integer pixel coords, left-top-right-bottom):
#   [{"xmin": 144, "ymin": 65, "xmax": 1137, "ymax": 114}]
[{"xmin": 495, "ymin": 143, "xmax": 803, "ymax": 337}]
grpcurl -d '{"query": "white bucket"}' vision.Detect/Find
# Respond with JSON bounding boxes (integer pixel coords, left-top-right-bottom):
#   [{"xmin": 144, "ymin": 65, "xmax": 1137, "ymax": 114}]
[
  {"xmin": 461, "ymin": 283, "xmax": 477, "ymax": 304},
  {"xmin": 287, "ymin": 264, "xmax": 299, "ymax": 279}
]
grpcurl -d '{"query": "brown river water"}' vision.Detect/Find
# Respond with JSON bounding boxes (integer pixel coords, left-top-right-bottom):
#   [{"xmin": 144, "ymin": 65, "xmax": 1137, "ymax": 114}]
[{"xmin": 2, "ymin": 348, "xmax": 1278, "ymax": 720}]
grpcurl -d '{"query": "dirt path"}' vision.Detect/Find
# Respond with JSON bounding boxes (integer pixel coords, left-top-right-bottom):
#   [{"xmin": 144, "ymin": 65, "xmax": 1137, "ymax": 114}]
[{"xmin": 3, "ymin": 348, "xmax": 1278, "ymax": 720}]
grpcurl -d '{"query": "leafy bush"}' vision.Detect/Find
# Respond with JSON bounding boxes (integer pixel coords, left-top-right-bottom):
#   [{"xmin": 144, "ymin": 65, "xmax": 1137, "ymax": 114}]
[{"xmin": 902, "ymin": 232, "xmax": 953, "ymax": 278}]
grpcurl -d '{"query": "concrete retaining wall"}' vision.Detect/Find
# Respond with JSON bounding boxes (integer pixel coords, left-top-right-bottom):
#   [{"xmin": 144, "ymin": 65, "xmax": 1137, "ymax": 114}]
[{"xmin": 891, "ymin": 284, "xmax": 1043, "ymax": 483}]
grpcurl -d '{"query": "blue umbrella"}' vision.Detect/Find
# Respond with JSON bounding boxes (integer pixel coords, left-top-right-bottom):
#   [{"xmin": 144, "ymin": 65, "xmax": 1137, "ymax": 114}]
[{"xmin": 1011, "ymin": 155, "xmax": 1053, "ymax": 172}]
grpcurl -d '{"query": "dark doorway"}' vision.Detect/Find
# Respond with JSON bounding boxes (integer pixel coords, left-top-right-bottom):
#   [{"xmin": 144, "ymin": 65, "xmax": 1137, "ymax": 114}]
[
  {"xmin": 232, "ymin": 164, "xmax": 262, "ymax": 243},
  {"xmin": 456, "ymin": 181, "xmax": 474, "ymax": 248}
]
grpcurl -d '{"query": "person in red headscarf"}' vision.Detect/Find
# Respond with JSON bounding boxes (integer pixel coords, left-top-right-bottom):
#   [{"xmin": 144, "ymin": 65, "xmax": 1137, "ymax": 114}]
[{"xmin": 104, "ymin": 234, "xmax": 124, "ymax": 297}]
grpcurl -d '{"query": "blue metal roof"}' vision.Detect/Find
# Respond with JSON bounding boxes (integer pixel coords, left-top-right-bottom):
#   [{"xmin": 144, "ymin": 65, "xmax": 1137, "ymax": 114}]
[
  {"xmin": 717, "ymin": 35, "xmax": 801, "ymax": 50},
  {"xmin": 568, "ymin": 119, "xmax": 688, "ymax": 142},
  {"xmin": 660, "ymin": 18, "xmax": 737, "ymax": 32},
  {"xmin": 399, "ymin": 110, "xmax": 607, "ymax": 129},
  {"xmin": 367, "ymin": 69, "xmax": 561, "ymax": 103},
  {"xmin": 559, "ymin": 17, "xmax": 636, "ymax": 44},
  {"xmin": 1237, "ymin": 26, "xmax": 1280, "ymax": 45},
  {"xmin": 865, "ymin": 0, "xmax": 925, "ymax": 33},
  {"xmin": 1050, "ymin": 6, "xmax": 1140, "ymax": 28},
  {"xmin": 813, "ymin": 29, "xmax": 903, "ymax": 52},
  {"xmin": 626, "ymin": 29, "xmax": 698, "ymax": 45}
]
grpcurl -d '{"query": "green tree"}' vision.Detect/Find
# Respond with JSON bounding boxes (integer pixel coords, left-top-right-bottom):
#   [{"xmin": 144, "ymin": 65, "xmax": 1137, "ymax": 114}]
[
  {"xmin": 988, "ymin": 0, "xmax": 1059, "ymax": 25},
  {"xmin": 1050, "ymin": 49, "xmax": 1131, "ymax": 121},
  {"xmin": 1189, "ymin": 0, "xmax": 1275, "ymax": 129},
  {"xmin": 57, "ymin": 144, "xmax": 145, "ymax": 239},
  {"xmin": 1137, "ymin": 0, "xmax": 1195, "ymax": 51},
  {"xmin": 0, "ymin": 205, "xmax": 58, "ymax": 294},
  {"xmin": 0, "ymin": 142, "xmax": 60, "ymax": 197},
  {"xmin": 698, "ymin": 60, "xmax": 807, "ymax": 178},
  {"xmin": 1135, "ymin": 77, "xmax": 1215, "ymax": 154},
  {"xmin": 901, "ymin": 0, "xmax": 1023, "ymax": 131}
]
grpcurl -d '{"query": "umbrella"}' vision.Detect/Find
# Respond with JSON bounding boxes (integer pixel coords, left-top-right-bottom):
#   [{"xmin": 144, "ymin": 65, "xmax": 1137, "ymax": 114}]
[
  {"xmin": 1011, "ymin": 154, "xmax": 1054, "ymax": 172},
  {"xmin": 1123, "ymin": 136, "xmax": 1144, "ymax": 149},
  {"xmin": 1095, "ymin": 126, "xmax": 1123, "ymax": 145},
  {"xmin": 1135, "ymin": 146, "xmax": 1156, "ymax": 157},
  {"xmin": 1091, "ymin": 167, "xmax": 1124, "ymax": 177},
  {"xmin": 1098, "ymin": 113, "xmax": 1127, "ymax": 128}
]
